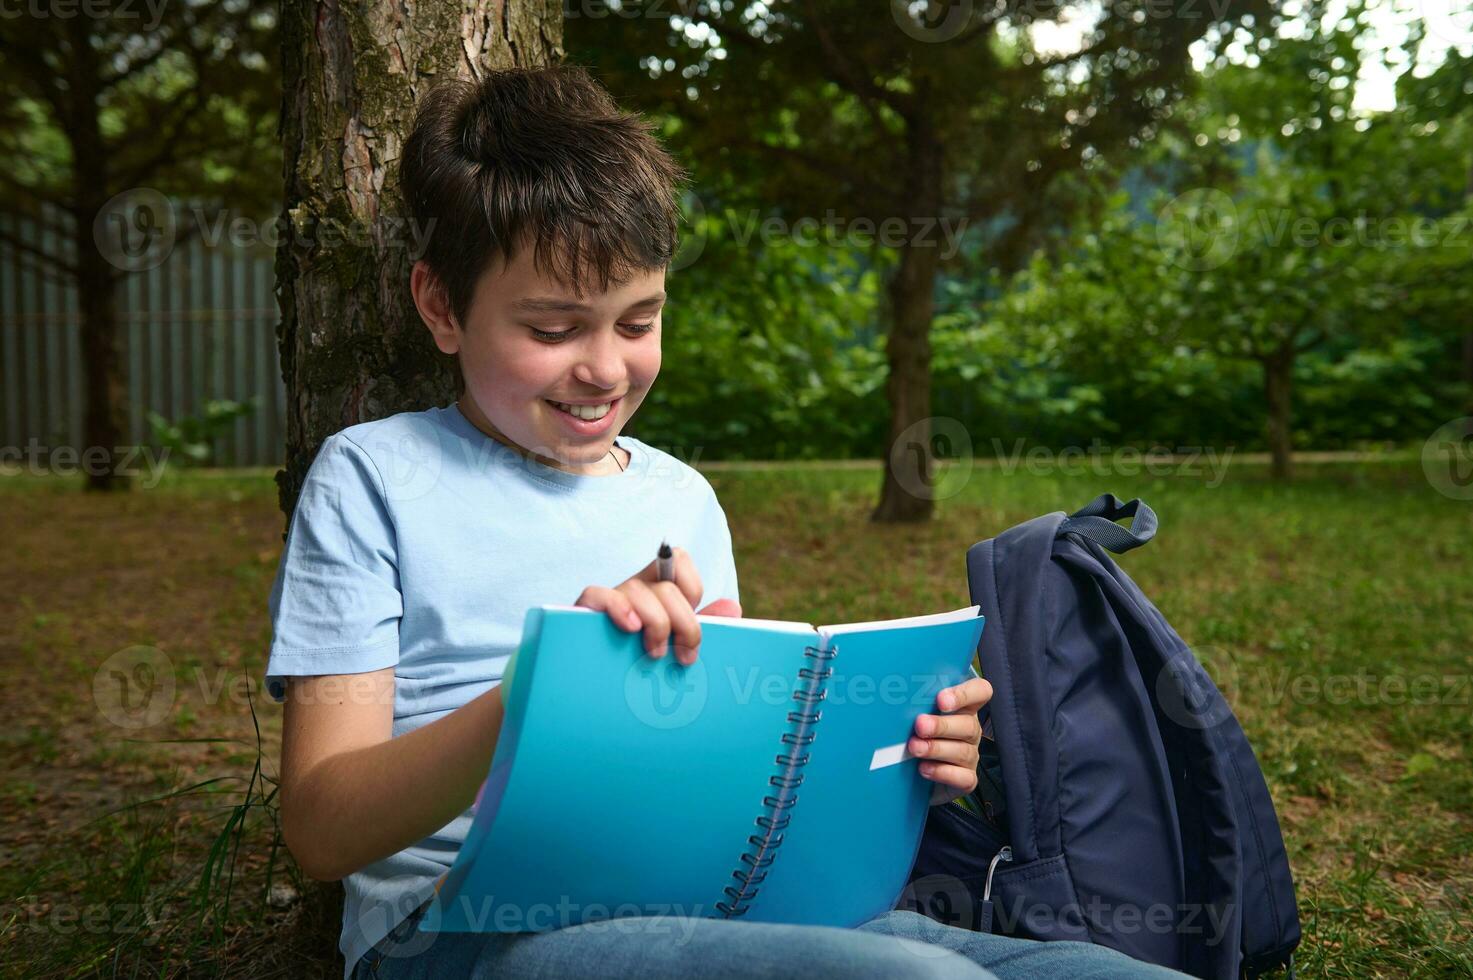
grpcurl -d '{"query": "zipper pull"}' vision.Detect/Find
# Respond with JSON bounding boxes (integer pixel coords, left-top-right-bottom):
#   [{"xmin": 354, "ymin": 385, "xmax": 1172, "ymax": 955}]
[{"xmin": 977, "ymin": 846, "xmax": 1012, "ymax": 934}]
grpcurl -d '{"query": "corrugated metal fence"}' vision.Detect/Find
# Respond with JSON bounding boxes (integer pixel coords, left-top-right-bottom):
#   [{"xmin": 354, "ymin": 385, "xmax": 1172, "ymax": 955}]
[{"xmin": 0, "ymin": 199, "xmax": 287, "ymax": 468}]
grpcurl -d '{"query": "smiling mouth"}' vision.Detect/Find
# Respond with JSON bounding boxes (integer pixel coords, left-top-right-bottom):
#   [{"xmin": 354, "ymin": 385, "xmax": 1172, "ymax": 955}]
[{"xmin": 545, "ymin": 397, "xmax": 620, "ymax": 421}]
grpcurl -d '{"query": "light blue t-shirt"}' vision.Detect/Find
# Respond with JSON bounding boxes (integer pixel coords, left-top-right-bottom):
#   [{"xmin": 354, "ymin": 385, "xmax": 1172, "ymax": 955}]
[{"xmin": 262, "ymin": 403, "xmax": 740, "ymax": 978}]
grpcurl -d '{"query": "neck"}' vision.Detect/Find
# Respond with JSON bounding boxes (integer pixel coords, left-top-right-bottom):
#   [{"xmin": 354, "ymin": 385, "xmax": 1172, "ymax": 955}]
[{"xmin": 456, "ymin": 394, "xmax": 628, "ymax": 476}]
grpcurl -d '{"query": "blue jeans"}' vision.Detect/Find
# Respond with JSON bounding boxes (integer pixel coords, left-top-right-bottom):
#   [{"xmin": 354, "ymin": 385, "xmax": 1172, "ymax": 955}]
[{"xmin": 351, "ymin": 902, "xmax": 1190, "ymax": 979}]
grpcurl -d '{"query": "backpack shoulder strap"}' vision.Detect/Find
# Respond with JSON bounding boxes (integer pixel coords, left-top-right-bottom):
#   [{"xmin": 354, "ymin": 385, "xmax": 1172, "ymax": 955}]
[
  {"xmin": 1058, "ymin": 493, "xmax": 1157, "ymax": 553},
  {"xmin": 966, "ymin": 511, "xmax": 1066, "ymax": 864}
]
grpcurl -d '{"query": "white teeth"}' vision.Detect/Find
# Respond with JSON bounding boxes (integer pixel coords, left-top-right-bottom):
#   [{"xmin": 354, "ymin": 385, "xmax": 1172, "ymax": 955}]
[{"xmin": 550, "ymin": 400, "xmax": 612, "ymax": 421}]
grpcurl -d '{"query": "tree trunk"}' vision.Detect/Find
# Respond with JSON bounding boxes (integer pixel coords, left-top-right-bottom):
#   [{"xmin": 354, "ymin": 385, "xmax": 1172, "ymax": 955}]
[
  {"xmin": 1463, "ymin": 332, "xmax": 1473, "ymax": 415},
  {"xmin": 1463, "ymin": 154, "xmax": 1473, "ymax": 413},
  {"xmin": 66, "ymin": 12, "xmax": 131, "ymax": 493},
  {"xmin": 1262, "ymin": 346, "xmax": 1295, "ymax": 481},
  {"xmin": 276, "ymin": 0, "xmax": 563, "ymax": 521},
  {"xmin": 872, "ymin": 122, "xmax": 943, "ymax": 523},
  {"xmin": 76, "ymin": 243, "xmax": 130, "ymax": 491}
]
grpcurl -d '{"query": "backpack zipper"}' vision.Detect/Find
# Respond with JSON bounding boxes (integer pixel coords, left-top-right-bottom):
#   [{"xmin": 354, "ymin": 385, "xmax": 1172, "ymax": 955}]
[{"xmin": 983, "ymin": 845, "xmax": 1013, "ymax": 902}]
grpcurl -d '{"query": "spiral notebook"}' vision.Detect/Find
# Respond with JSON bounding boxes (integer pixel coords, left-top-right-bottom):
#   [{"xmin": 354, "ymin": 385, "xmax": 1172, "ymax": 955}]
[{"xmin": 421, "ymin": 602, "xmax": 985, "ymax": 933}]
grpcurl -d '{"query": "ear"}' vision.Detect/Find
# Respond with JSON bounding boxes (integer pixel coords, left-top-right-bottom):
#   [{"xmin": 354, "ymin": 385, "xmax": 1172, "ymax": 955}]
[{"xmin": 411, "ymin": 261, "xmax": 461, "ymax": 355}]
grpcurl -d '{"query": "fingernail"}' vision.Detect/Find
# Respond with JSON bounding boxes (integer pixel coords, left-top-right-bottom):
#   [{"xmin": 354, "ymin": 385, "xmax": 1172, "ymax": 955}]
[
  {"xmin": 909, "ymin": 738, "xmax": 929, "ymax": 755},
  {"xmin": 919, "ymin": 763, "xmax": 935, "ymax": 776},
  {"xmin": 626, "ymin": 611, "xmax": 641, "ymax": 629}
]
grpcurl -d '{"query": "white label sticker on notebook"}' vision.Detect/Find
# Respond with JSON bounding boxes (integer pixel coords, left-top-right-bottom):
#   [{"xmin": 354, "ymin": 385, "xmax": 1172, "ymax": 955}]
[{"xmin": 869, "ymin": 742, "xmax": 915, "ymax": 770}]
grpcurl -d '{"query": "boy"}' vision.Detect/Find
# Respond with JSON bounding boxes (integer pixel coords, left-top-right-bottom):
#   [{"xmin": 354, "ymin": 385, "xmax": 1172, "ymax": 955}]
[{"xmin": 264, "ymin": 65, "xmax": 1182, "ymax": 980}]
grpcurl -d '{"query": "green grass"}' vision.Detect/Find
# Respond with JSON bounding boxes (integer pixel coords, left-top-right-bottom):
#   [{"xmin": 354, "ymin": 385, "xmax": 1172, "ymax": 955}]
[{"xmin": 2, "ymin": 457, "xmax": 1469, "ymax": 977}]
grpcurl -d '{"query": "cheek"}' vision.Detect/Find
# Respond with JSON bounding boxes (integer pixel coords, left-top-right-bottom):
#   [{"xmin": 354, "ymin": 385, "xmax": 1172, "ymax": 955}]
[
  {"xmin": 463, "ymin": 333, "xmax": 561, "ymax": 395},
  {"xmin": 632, "ymin": 341, "xmax": 662, "ymax": 386}
]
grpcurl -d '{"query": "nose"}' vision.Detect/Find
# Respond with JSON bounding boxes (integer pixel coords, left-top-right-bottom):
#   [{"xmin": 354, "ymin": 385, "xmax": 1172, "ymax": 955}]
[{"xmin": 571, "ymin": 326, "xmax": 627, "ymax": 391}]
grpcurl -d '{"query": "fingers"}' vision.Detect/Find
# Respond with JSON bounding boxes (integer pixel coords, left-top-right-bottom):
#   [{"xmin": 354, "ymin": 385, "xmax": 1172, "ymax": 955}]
[
  {"xmin": 635, "ymin": 546, "xmax": 704, "ymax": 611},
  {"xmin": 921, "ymin": 762, "xmax": 979, "ymax": 796},
  {"xmin": 934, "ymin": 676, "xmax": 993, "ymax": 713},
  {"xmin": 623, "ymin": 579, "xmax": 703, "ymax": 666},
  {"xmin": 923, "ymin": 763, "xmax": 977, "ymax": 792},
  {"xmin": 575, "ymin": 585, "xmax": 643, "ymax": 632},
  {"xmin": 578, "ymin": 566, "xmax": 706, "ymax": 665},
  {"xmin": 908, "ymin": 730, "xmax": 981, "ymax": 769},
  {"xmin": 913, "ymin": 710, "xmax": 983, "ymax": 740}
]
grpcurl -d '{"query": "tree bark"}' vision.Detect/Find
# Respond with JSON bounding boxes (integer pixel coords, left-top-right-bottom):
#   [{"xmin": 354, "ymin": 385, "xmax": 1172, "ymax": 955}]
[
  {"xmin": 1262, "ymin": 345, "xmax": 1295, "ymax": 482},
  {"xmin": 276, "ymin": 0, "xmax": 563, "ymax": 521},
  {"xmin": 65, "ymin": 14, "xmax": 131, "ymax": 492},
  {"xmin": 75, "ymin": 241, "xmax": 130, "ymax": 491},
  {"xmin": 1463, "ymin": 154, "xmax": 1473, "ymax": 413},
  {"xmin": 871, "ymin": 120, "xmax": 943, "ymax": 523},
  {"xmin": 1463, "ymin": 332, "xmax": 1473, "ymax": 415}
]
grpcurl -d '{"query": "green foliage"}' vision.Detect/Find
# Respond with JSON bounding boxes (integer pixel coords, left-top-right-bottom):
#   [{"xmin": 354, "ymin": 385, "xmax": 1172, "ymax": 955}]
[
  {"xmin": 636, "ymin": 205, "xmax": 891, "ymax": 459},
  {"xmin": 609, "ymin": 1, "xmax": 1472, "ymax": 461},
  {"xmin": 147, "ymin": 400, "xmax": 258, "ymax": 468}
]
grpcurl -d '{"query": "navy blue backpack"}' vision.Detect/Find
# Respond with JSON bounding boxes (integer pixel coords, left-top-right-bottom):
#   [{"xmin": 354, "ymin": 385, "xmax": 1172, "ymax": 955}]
[{"xmin": 902, "ymin": 495, "xmax": 1300, "ymax": 979}]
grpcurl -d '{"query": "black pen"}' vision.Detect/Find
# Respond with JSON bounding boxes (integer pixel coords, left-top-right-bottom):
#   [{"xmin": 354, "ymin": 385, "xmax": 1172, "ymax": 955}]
[{"xmin": 656, "ymin": 540, "xmax": 674, "ymax": 583}]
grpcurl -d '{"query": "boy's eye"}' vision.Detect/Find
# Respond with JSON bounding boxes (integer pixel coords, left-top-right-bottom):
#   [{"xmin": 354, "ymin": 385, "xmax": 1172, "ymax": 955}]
[{"xmin": 527, "ymin": 322, "xmax": 656, "ymax": 342}]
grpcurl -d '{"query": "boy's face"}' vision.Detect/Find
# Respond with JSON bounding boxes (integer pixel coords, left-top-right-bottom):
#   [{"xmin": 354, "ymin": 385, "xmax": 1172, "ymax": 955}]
[{"xmin": 414, "ymin": 244, "xmax": 664, "ymax": 475}]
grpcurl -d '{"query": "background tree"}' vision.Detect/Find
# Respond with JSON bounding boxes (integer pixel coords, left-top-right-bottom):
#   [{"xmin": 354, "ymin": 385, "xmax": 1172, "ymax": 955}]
[
  {"xmin": 1149, "ymin": 0, "xmax": 1471, "ymax": 478},
  {"xmin": 275, "ymin": 0, "xmax": 564, "ymax": 517},
  {"xmin": 0, "ymin": 0, "xmax": 278, "ymax": 490},
  {"xmin": 1389, "ymin": 38, "xmax": 1473, "ymax": 412},
  {"xmin": 569, "ymin": 0, "xmax": 1272, "ymax": 520},
  {"xmin": 983, "ymin": 1, "xmax": 1473, "ymax": 479}
]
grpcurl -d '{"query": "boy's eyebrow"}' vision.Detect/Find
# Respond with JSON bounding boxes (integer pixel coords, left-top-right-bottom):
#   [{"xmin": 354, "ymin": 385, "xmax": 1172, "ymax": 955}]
[{"xmin": 512, "ymin": 293, "xmax": 666, "ymax": 314}]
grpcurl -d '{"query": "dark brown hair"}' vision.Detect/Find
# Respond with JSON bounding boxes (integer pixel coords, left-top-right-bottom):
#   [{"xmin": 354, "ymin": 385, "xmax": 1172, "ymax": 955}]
[{"xmin": 398, "ymin": 65, "xmax": 688, "ymax": 326}]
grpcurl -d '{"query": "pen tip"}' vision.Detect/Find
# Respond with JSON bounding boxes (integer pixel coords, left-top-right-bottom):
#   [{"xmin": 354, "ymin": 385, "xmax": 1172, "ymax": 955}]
[{"xmin": 658, "ymin": 541, "xmax": 672, "ymax": 559}]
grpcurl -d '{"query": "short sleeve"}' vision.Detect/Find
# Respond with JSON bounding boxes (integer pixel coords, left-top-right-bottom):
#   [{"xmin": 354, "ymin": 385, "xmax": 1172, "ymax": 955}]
[
  {"xmin": 263, "ymin": 433, "xmax": 403, "ymax": 703},
  {"xmin": 699, "ymin": 484, "xmax": 741, "ymax": 611}
]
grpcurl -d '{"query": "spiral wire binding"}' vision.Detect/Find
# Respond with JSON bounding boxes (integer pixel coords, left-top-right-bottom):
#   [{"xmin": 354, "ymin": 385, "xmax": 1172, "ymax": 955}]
[{"xmin": 714, "ymin": 642, "xmax": 838, "ymax": 918}]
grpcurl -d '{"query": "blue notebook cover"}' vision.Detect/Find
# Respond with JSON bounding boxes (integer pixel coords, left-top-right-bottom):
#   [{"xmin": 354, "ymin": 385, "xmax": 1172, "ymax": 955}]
[{"xmin": 421, "ymin": 603, "xmax": 985, "ymax": 933}]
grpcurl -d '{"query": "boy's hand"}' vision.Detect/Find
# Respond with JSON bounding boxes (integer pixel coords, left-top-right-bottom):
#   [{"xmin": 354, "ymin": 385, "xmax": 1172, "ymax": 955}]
[
  {"xmin": 575, "ymin": 547, "xmax": 742, "ymax": 666},
  {"xmin": 911, "ymin": 676, "xmax": 993, "ymax": 806}
]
